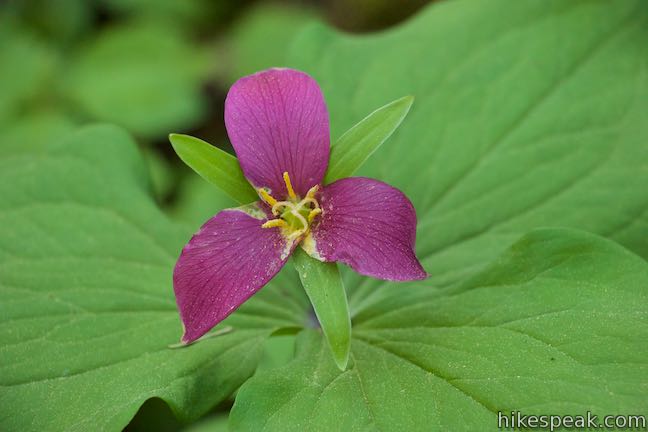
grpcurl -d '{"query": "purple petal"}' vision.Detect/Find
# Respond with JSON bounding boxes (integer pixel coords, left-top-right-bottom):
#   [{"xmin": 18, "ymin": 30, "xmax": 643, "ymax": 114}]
[
  {"xmin": 225, "ymin": 68, "xmax": 330, "ymax": 198},
  {"xmin": 307, "ymin": 177, "xmax": 427, "ymax": 281},
  {"xmin": 173, "ymin": 203, "xmax": 292, "ymax": 343}
]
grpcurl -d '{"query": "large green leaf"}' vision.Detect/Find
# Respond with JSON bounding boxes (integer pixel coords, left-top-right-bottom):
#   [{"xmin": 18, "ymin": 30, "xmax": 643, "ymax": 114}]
[
  {"xmin": 289, "ymin": 0, "xmax": 648, "ymax": 289},
  {"xmin": 231, "ymin": 228, "xmax": 648, "ymax": 430},
  {"xmin": 227, "ymin": 0, "xmax": 648, "ymax": 428},
  {"xmin": 0, "ymin": 125, "xmax": 309, "ymax": 431},
  {"xmin": 0, "ymin": 111, "xmax": 76, "ymax": 156}
]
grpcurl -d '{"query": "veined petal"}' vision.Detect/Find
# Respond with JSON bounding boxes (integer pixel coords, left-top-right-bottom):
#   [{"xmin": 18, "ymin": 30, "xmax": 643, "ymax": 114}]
[
  {"xmin": 173, "ymin": 203, "xmax": 292, "ymax": 343},
  {"xmin": 306, "ymin": 177, "xmax": 426, "ymax": 281},
  {"xmin": 225, "ymin": 68, "xmax": 330, "ymax": 198}
]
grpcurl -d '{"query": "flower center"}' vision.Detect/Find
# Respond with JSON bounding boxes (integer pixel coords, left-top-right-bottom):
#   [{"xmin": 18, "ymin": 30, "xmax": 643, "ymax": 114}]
[{"xmin": 259, "ymin": 172, "xmax": 322, "ymax": 241}]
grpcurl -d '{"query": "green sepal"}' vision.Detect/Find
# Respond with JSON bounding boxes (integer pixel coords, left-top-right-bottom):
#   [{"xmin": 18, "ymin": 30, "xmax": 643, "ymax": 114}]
[
  {"xmin": 325, "ymin": 95, "xmax": 414, "ymax": 183},
  {"xmin": 291, "ymin": 248, "xmax": 351, "ymax": 370},
  {"xmin": 169, "ymin": 133, "xmax": 258, "ymax": 204}
]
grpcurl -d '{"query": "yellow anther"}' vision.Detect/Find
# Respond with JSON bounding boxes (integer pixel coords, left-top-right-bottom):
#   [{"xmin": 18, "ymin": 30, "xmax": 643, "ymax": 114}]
[
  {"xmin": 258, "ymin": 188, "xmax": 278, "ymax": 206},
  {"xmin": 258, "ymin": 177, "xmax": 322, "ymax": 240},
  {"xmin": 301, "ymin": 197, "xmax": 319, "ymax": 209},
  {"xmin": 261, "ymin": 219, "xmax": 287, "ymax": 229},
  {"xmin": 306, "ymin": 184, "xmax": 319, "ymax": 199},
  {"xmin": 283, "ymin": 172, "xmax": 297, "ymax": 200},
  {"xmin": 271, "ymin": 200, "xmax": 291, "ymax": 216},
  {"xmin": 308, "ymin": 208, "xmax": 322, "ymax": 222}
]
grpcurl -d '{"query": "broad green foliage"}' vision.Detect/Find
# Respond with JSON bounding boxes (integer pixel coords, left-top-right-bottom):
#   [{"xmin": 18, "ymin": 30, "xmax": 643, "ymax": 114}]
[
  {"xmin": 185, "ymin": 414, "xmax": 230, "ymax": 432},
  {"xmin": 2, "ymin": 1, "xmax": 648, "ymax": 431},
  {"xmin": 64, "ymin": 23, "xmax": 209, "ymax": 137},
  {"xmin": 227, "ymin": 0, "xmax": 648, "ymax": 428},
  {"xmin": 169, "ymin": 134, "xmax": 258, "ymax": 204},
  {"xmin": 325, "ymin": 95, "xmax": 414, "ymax": 184},
  {"xmin": 290, "ymin": 0, "xmax": 648, "ymax": 289},
  {"xmin": 0, "ymin": 111, "xmax": 76, "ymax": 156},
  {"xmin": 292, "ymin": 249, "xmax": 351, "ymax": 370},
  {"xmin": 0, "ymin": 125, "xmax": 308, "ymax": 431},
  {"xmin": 231, "ymin": 229, "xmax": 648, "ymax": 431}
]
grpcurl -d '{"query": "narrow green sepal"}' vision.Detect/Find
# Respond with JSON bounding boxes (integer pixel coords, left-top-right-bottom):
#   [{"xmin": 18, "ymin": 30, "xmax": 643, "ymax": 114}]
[
  {"xmin": 325, "ymin": 95, "xmax": 414, "ymax": 183},
  {"xmin": 291, "ymin": 248, "xmax": 351, "ymax": 370},
  {"xmin": 169, "ymin": 133, "xmax": 258, "ymax": 204}
]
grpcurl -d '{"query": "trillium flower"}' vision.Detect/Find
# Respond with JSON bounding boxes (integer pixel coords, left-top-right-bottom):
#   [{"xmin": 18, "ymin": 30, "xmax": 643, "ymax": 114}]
[{"xmin": 174, "ymin": 68, "xmax": 426, "ymax": 344}]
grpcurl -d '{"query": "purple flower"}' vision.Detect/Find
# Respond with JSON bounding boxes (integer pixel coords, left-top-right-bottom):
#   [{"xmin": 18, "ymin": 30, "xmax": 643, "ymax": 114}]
[{"xmin": 174, "ymin": 68, "xmax": 426, "ymax": 344}]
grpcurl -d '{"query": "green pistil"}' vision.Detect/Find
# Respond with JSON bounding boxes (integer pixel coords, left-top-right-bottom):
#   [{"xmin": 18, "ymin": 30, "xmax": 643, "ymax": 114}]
[{"xmin": 281, "ymin": 206, "xmax": 311, "ymax": 230}]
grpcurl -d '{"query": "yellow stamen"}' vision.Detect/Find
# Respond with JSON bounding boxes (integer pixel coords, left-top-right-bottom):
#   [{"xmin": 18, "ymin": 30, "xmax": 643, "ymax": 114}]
[
  {"xmin": 283, "ymin": 171, "xmax": 297, "ymax": 200},
  {"xmin": 301, "ymin": 197, "xmax": 319, "ymax": 210},
  {"xmin": 258, "ymin": 188, "xmax": 278, "ymax": 206},
  {"xmin": 308, "ymin": 208, "xmax": 322, "ymax": 222},
  {"xmin": 261, "ymin": 219, "xmax": 287, "ymax": 229},
  {"xmin": 258, "ymin": 173, "xmax": 322, "ymax": 239},
  {"xmin": 271, "ymin": 200, "xmax": 291, "ymax": 216},
  {"xmin": 306, "ymin": 184, "xmax": 319, "ymax": 199}
]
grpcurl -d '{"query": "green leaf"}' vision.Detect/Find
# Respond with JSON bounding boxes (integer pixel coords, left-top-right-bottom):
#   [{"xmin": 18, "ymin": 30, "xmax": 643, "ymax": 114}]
[
  {"xmin": 0, "ymin": 111, "xmax": 76, "ymax": 156},
  {"xmin": 226, "ymin": 1, "xmax": 648, "ymax": 427},
  {"xmin": 169, "ymin": 133, "xmax": 258, "ymax": 205},
  {"xmin": 64, "ymin": 23, "xmax": 208, "ymax": 137},
  {"xmin": 291, "ymin": 248, "xmax": 351, "ymax": 370},
  {"xmin": 0, "ymin": 125, "xmax": 309, "ymax": 431},
  {"xmin": 325, "ymin": 95, "xmax": 414, "ymax": 183},
  {"xmin": 185, "ymin": 413, "xmax": 230, "ymax": 432},
  {"xmin": 231, "ymin": 229, "xmax": 648, "ymax": 430},
  {"xmin": 290, "ymin": 0, "xmax": 648, "ymax": 289},
  {"xmin": 126, "ymin": 397, "xmax": 183, "ymax": 432}
]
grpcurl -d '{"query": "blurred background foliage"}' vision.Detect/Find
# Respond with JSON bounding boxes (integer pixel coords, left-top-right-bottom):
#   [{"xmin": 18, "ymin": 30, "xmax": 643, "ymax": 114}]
[
  {"xmin": 0, "ymin": 0, "xmax": 432, "ymax": 228},
  {"xmin": 0, "ymin": 0, "xmax": 431, "ymax": 429}
]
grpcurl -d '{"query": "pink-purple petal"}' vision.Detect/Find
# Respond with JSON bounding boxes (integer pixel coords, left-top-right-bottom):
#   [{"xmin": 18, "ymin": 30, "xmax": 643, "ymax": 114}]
[
  {"xmin": 225, "ymin": 68, "xmax": 330, "ymax": 198},
  {"xmin": 308, "ymin": 177, "xmax": 427, "ymax": 281},
  {"xmin": 173, "ymin": 203, "xmax": 291, "ymax": 343}
]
